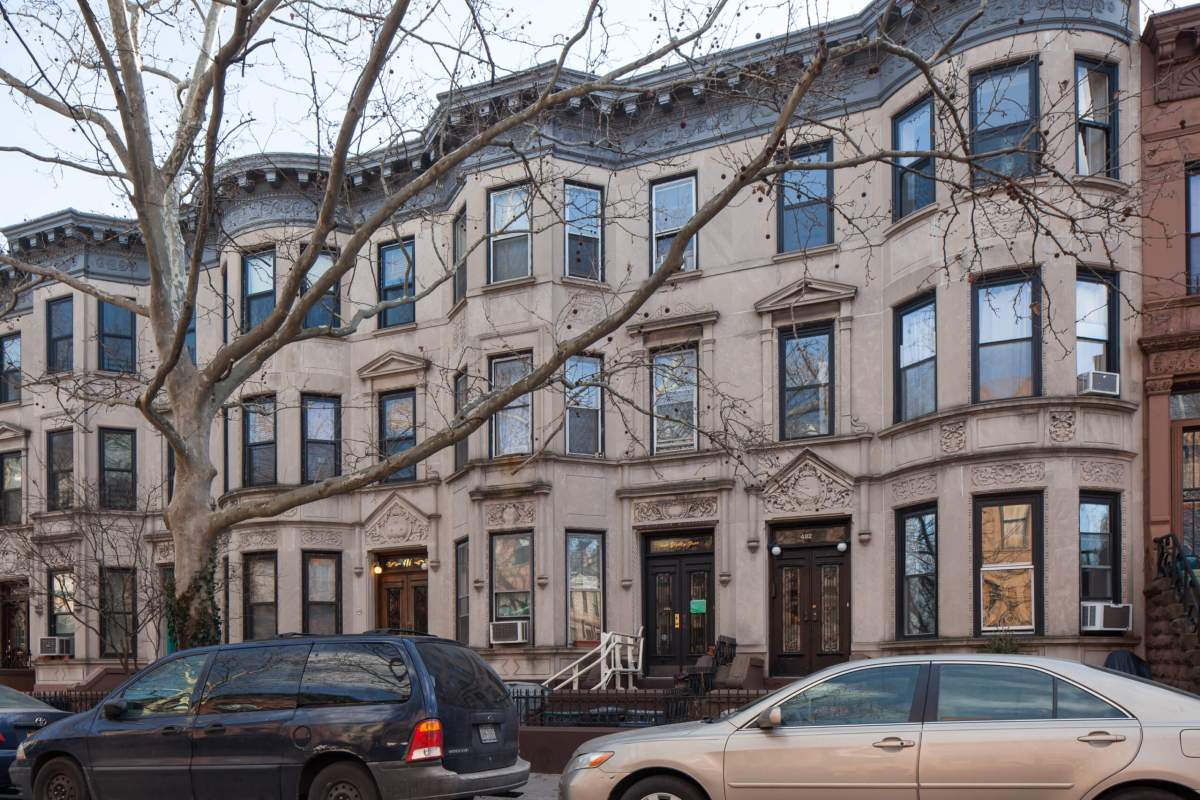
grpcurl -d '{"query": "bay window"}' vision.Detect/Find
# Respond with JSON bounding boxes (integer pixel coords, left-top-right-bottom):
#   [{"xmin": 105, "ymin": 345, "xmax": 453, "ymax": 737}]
[
  {"xmin": 379, "ymin": 240, "xmax": 415, "ymax": 328},
  {"xmin": 243, "ymin": 395, "xmax": 276, "ymax": 487},
  {"xmin": 455, "ymin": 539, "xmax": 469, "ymax": 644},
  {"xmin": 1076, "ymin": 272, "xmax": 1118, "ymax": 377},
  {"xmin": 975, "ymin": 495, "xmax": 1042, "ymax": 634},
  {"xmin": 242, "ymin": 552, "xmax": 277, "ymax": 640},
  {"xmin": 893, "ymin": 98, "xmax": 935, "ymax": 219},
  {"xmin": 242, "ymin": 250, "xmax": 275, "ymax": 330},
  {"xmin": 1076, "ymin": 58, "xmax": 1117, "ymax": 178},
  {"xmin": 491, "ymin": 532, "xmax": 531, "ymax": 625},
  {"xmin": 490, "ymin": 354, "xmax": 532, "ymax": 457},
  {"xmin": 895, "ymin": 295, "xmax": 936, "ymax": 422},
  {"xmin": 98, "ymin": 300, "xmax": 135, "ymax": 373},
  {"xmin": 302, "ymin": 551, "xmax": 341, "ymax": 635},
  {"xmin": 973, "ymin": 274, "xmax": 1040, "ymax": 402},
  {"xmin": 1080, "ymin": 494, "xmax": 1120, "ymax": 604},
  {"xmin": 970, "ymin": 60, "xmax": 1039, "ymax": 183},
  {"xmin": 302, "ymin": 251, "xmax": 339, "ymax": 329},
  {"xmin": 46, "ymin": 296, "xmax": 73, "ymax": 373},
  {"xmin": 565, "ymin": 183, "xmax": 603, "ymax": 280},
  {"xmin": 453, "ymin": 209, "xmax": 468, "ymax": 303},
  {"xmin": 301, "ymin": 394, "xmax": 341, "ymax": 483},
  {"xmin": 897, "ymin": 505, "xmax": 937, "ymax": 638},
  {"xmin": 99, "ymin": 428, "xmax": 136, "ymax": 510},
  {"xmin": 489, "ymin": 185, "xmax": 531, "ymax": 283}
]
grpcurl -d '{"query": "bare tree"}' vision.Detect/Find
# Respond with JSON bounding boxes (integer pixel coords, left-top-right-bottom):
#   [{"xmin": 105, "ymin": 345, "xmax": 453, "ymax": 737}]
[{"xmin": 0, "ymin": 0, "xmax": 1142, "ymax": 646}]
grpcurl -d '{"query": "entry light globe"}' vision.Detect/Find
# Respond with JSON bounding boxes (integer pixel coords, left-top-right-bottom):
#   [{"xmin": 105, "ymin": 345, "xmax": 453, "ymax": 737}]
[
  {"xmin": 372, "ymin": 563, "xmax": 384, "ymax": 575},
  {"xmin": 770, "ymin": 545, "xmax": 782, "ymax": 557}
]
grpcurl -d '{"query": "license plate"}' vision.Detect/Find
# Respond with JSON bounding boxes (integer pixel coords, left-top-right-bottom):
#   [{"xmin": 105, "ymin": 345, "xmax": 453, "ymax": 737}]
[{"xmin": 478, "ymin": 724, "xmax": 498, "ymax": 743}]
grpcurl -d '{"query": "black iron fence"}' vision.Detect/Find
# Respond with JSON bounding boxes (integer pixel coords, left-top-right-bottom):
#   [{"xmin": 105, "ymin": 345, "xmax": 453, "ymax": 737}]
[
  {"xmin": 1154, "ymin": 533, "xmax": 1200, "ymax": 637},
  {"xmin": 511, "ymin": 686, "xmax": 771, "ymax": 728},
  {"xmin": 31, "ymin": 689, "xmax": 108, "ymax": 713}
]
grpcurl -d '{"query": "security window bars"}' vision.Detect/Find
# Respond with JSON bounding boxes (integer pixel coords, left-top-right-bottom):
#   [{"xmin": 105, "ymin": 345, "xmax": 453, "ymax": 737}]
[
  {"xmin": 651, "ymin": 176, "xmax": 697, "ymax": 272},
  {"xmin": 970, "ymin": 61, "xmax": 1039, "ymax": 184},
  {"xmin": 973, "ymin": 275, "xmax": 1040, "ymax": 402},
  {"xmin": 0, "ymin": 451, "xmax": 21, "ymax": 525},
  {"xmin": 489, "ymin": 185, "xmax": 532, "ymax": 283},
  {"xmin": 242, "ymin": 552, "xmax": 277, "ymax": 640},
  {"xmin": 301, "ymin": 395, "xmax": 341, "ymax": 483},
  {"xmin": 453, "ymin": 209, "xmax": 468, "ymax": 304},
  {"xmin": 0, "ymin": 333, "xmax": 19, "ymax": 403},
  {"xmin": 780, "ymin": 326, "xmax": 833, "ymax": 439},
  {"xmin": 303, "ymin": 252, "xmax": 340, "ymax": 330},
  {"xmin": 46, "ymin": 296, "xmax": 72, "ymax": 373},
  {"xmin": 379, "ymin": 240, "xmax": 416, "ymax": 328},
  {"xmin": 1080, "ymin": 494, "xmax": 1119, "ymax": 604},
  {"xmin": 491, "ymin": 532, "xmax": 531, "ymax": 623},
  {"xmin": 100, "ymin": 567, "xmax": 135, "ymax": 658},
  {"xmin": 566, "ymin": 355, "xmax": 602, "ymax": 456},
  {"xmin": 565, "ymin": 183, "xmax": 603, "ymax": 280},
  {"xmin": 1076, "ymin": 274, "xmax": 1117, "ymax": 377},
  {"xmin": 242, "ymin": 250, "xmax": 275, "ymax": 330},
  {"xmin": 379, "ymin": 389, "xmax": 416, "ymax": 481},
  {"xmin": 99, "ymin": 301, "xmax": 136, "ymax": 373},
  {"xmin": 1076, "ymin": 59, "xmax": 1117, "ymax": 178},
  {"xmin": 243, "ymin": 395, "xmax": 276, "ymax": 487},
  {"xmin": 303, "ymin": 551, "xmax": 342, "ymax": 635},
  {"xmin": 778, "ymin": 144, "xmax": 833, "ymax": 251},
  {"xmin": 898, "ymin": 506, "xmax": 937, "ymax": 638},
  {"xmin": 490, "ymin": 354, "xmax": 532, "ymax": 457},
  {"xmin": 99, "ymin": 428, "xmax": 136, "ymax": 510},
  {"xmin": 893, "ymin": 99, "xmax": 935, "ymax": 219},
  {"xmin": 895, "ymin": 296, "xmax": 937, "ymax": 422},
  {"xmin": 652, "ymin": 347, "xmax": 698, "ymax": 453},
  {"xmin": 46, "ymin": 429, "xmax": 73, "ymax": 511}
]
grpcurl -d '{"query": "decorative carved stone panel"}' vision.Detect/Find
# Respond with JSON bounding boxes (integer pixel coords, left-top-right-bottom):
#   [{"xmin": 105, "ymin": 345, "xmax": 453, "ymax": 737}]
[
  {"xmin": 762, "ymin": 452, "xmax": 853, "ymax": 515},
  {"xmin": 631, "ymin": 494, "xmax": 718, "ymax": 526},
  {"xmin": 940, "ymin": 421, "xmax": 966, "ymax": 454},
  {"xmin": 1079, "ymin": 460, "xmax": 1125, "ymax": 486},
  {"xmin": 301, "ymin": 528, "xmax": 343, "ymax": 548},
  {"xmin": 485, "ymin": 501, "xmax": 537, "ymax": 530},
  {"xmin": 364, "ymin": 496, "xmax": 432, "ymax": 545},
  {"xmin": 971, "ymin": 461, "xmax": 1046, "ymax": 488},
  {"xmin": 891, "ymin": 473, "xmax": 937, "ymax": 503},
  {"xmin": 1048, "ymin": 411, "xmax": 1076, "ymax": 443},
  {"xmin": 154, "ymin": 540, "xmax": 175, "ymax": 564},
  {"xmin": 240, "ymin": 529, "xmax": 278, "ymax": 550}
]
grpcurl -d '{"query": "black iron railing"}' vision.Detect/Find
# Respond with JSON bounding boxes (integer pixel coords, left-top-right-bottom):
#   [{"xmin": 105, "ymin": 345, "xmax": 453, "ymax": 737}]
[
  {"xmin": 30, "ymin": 689, "xmax": 108, "ymax": 714},
  {"xmin": 1154, "ymin": 533, "xmax": 1200, "ymax": 638},
  {"xmin": 511, "ymin": 686, "xmax": 770, "ymax": 728}
]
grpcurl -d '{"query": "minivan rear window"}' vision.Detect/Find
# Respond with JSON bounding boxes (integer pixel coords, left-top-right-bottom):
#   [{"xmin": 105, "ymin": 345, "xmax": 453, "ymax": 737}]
[
  {"xmin": 416, "ymin": 640, "xmax": 510, "ymax": 711},
  {"xmin": 299, "ymin": 642, "xmax": 412, "ymax": 706}
]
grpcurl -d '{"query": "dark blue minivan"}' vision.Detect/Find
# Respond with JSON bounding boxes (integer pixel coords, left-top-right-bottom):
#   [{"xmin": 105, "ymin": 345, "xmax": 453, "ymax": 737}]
[{"xmin": 9, "ymin": 634, "xmax": 528, "ymax": 800}]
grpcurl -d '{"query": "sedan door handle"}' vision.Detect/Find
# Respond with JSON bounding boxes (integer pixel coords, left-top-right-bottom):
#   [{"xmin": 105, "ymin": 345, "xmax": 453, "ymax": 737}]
[
  {"xmin": 201, "ymin": 723, "xmax": 227, "ymax": 735},
  {"xmin": 872, "ymin": 737, "xmax": 916, "ymax": 749},
  {"xmin": 160, "ymin": 725, "xmax": 183, "ymax": 736},
  {"xmin": 1077, "ymin": 731, "xmax": 1126, "ymax": 744}
]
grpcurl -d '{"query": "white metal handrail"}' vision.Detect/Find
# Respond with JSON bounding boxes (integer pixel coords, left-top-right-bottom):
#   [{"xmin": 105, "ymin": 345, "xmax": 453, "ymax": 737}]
[{"xmin": 542, "ymin": 627, "xmax": 644, "ymax": 690}]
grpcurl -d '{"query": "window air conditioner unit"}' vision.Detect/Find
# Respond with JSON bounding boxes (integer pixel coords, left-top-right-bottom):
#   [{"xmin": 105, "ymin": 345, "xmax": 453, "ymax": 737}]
[
  {"xmin": 1077, "ymin": 371, "xmax": 1120, "ymax": 397},
  {"xmin": 1080, "ymin": 602, "xmax": 1132, "ymax": 633},
  {"xmin": 489, "ymin": 621, "xmax": 529, "ymax": 645},
  {"xmin": 38, "ymin": 635, "xmax": 74, "ymax": 657}
]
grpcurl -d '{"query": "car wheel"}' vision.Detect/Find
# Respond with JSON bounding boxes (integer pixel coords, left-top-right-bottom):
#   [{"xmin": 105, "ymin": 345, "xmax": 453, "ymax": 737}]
[
  {"xmin": 33, "ymin": 757, "xmax": 90, "ymax": 800},
  {"xmin": 1106, "ymin": 789, "xmax": 1189, "ymax": 800},
  {"xmin": 309, "ymin": 761, "xmax": 380, "ymax": 800},
  {"xmin": 619, "ymin": 775, "xmax": 706, "ymax": 800}
]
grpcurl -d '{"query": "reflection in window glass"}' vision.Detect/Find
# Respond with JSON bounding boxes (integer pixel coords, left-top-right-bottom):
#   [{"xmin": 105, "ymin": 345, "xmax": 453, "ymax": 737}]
[
  {"xmin": 779, "ymin": 665, "xmax": 920, "ymax": 727},
  {"xmin": 971, "ymin": 62, "xmax": 1038, "ymax": 182},
  {"xmin": 975, "ymin": 279, "xmax": 1036, "ymax": 401},
  {"xmin": 243, "ymin": 251, "xmax": 275, "ymax": 330},
  {"xmin": 243, "ymin": 395, "xmax": 276, "ymax": 487},
  {"xmin": 489, "ymin": 186, "xmax": 531, "ymax": 282},
  {"xmin": 781, "ymin": 328, "xmax": 832, "ymax": 438},
  {"xmin": 938, "ymin": 664, "xmax": 1051, "ymax": 721},
  {"xmin": 1076, "ymin": 277, "xmax": 1111, "ymax": 376},
  {"xmin": 380, "ymin": 390, "xmax": 416, "ymax": 481},
  {"xmin": 0, "ymin": 335, "xmax": 20, "ymax": 404},
  {"xmin": 652, "ymin": 347, "xmax": 698, "ymax": 453},
  {"xmin": 298, "ymin": 643, "xmax": 410, "ymax": 706},
  {"xmin": 303, "ymin": 252, "xmax": 339, "ymax": 329},
  {"xmin": 302, "ymin": 395, "xmax": 341, "ymax": 483},
  {"xmin": 979, "ymin": 500, "xmax": 1036, "ymax": 631},
  {"xmin": 415, "ymin": 640, "xmax": 511, "ymax": 710},
  {"xmin": 900, "ymin": 508, "xmax": 937, "ymax": 637},
  {"xmin": 304, "ymin": 553, "xmax": 340, "ymax": 635},
  {"xmin": 1076, "ymin": 60, "xmax": 1115, "ymax": 178},
  {"xmin": 779, "ymin": 145, "xmax": 832, "ymax": 251},
  {"xmin": 565, "ymin": 184, "xmax": 602, "ymax": 280},
  {"xmin": 894, "ymin": 100, "xmax": 935, "ymax": 218},
  {"xmin": 120, "ymin": 653, "xmax": 208, "ymax": 718},
  {"xmin": 652, "ymin": 177, "xmax": 696, "ymax": 271},
  {"xmin": 243, "ymin": 553, "xmax": 277, "ymax": 640},
  {"xmin": 567, "ymin": 532, "xmax": 603, "ymax": 645},
  {"xmin": 491, "ymin": 532, "xmax": 531, "ymax": 621},
  {"xmin": 491, "ymin": 355, "xmax": 532, "ymax": 456},
  {"xmin": 0, "ymin": 451, "xmax": 21, "ymax": 525},
  {"xmin": 198, "ymin": 645, "xmax": 309, "ymax": 714},
  {"xmin": 1056, "ymin": 679, "xmax": 1124, "ymax": 719},
  {"xmin": 897, "ymin": 299, "xmax": 936, "ymax": 421},
  {"xmin": 1080, "ymin": 497, "xmax": 1116, "ymax": 603},
  {"xmin": 566, "ymin": 355, "xmax": 602, "ymax": 456}
]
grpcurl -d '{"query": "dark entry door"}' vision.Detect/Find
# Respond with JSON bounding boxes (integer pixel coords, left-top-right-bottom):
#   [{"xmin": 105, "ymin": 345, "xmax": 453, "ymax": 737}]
[
  {"xmin": 0, "ymin": 583, "xmax": 28, "ymax": 668},
  {"xmin": 378, "ymin": 572, "xmax": 428, "ymax": 633},
  {"xmin": 643, "ymin": 533, "xmax": 714, "ymax": 673},
  {"xmin": 770, "ymin": 539, "xmax": 850, "ymax": 676}
]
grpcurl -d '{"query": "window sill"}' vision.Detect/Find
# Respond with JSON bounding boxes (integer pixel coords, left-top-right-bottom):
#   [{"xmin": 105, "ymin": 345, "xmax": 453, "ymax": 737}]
[
  {"xmin": 481, "ymin": 275, "xmax": 537, "ymax": 294},
  {"xmin": 447, "ymin": 297, "xmax": 467, "ymax": 319},
  {"xmin": 1071, "ymin": 174, "xmax": 1129, "ymax": 193},
  {"xmin": 0, "ymin": 399, "xmax": 21, "ymax": 410},
  {"xmin": 561, "ymin": 275, "xmax": 608, "ymax": 290},
  {"xmin": 664, "ymin": 269, "xmax": 702, "ymax": 284},
  {"xmin": 771, "ymin": 243, "xmax": 838, "ymax": 264},
  {"xmin": 372, "ymin": 322, "xmax": 418, "ymax": 338},
  {"xmin": 882, "ymin": 203, "xmax": 941, "ymax": 239}
]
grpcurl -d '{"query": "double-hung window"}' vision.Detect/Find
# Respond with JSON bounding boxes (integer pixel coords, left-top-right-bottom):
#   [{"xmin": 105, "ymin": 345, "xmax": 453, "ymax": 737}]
[
  {"xmin": 970, "ymin": 61, "xmax": 1039, "ymax": 183},
  {"xmin": 243, "ymin": 395, "xmax": 276, "ymax": 487},
  {"xmin": 454, "ymin": 539, "xmax": 470, "ymax": 644},
  {"xmin": 1076, "ymin": 272, "xmax": 1118, "ymax": 377},
  {"xmin": 1080, "ymin": 494, "xmax": 1120, "ymax": 604},
  {"xmin": 303, "ymin": 252, "xmax": 339, "ymax": 329},
  {"xmin": 895, "ymin": 295, "xmax": 937, "ymax": 422},
  {"xmin": 99, "ymin": 301, "xmax": 136, "ymax": 372},
  {"xmin": 453, "ymin": 371, "xmax": 469, "ymax": 472},
  {"xmin": 100, "ymin": 567, "xmax": 135, "ymax": 658},
  {"xmin": 565, "ymin": 183, "xmax": 603, "ymax": 280},
  {"xmin": 565, "ymin": 355, "xmax": 602, "ymax": 456},
  {"xmin": 897, "ymin": 505, "xmax": 937, "ymax": 638},
  {"xmin": 893, "ymin": 98, "xmax": 935, "ymax": 219},
  {"xmin": 489, "ymin": 185, "xmax": 531, "ymax": 283},
  {"xmin": 48, "ymin": 569, "xmax": 75, "ymax": 637},
  {"xmin": 301, "ymin": 395, "xmax": 341, "ymax": 483},
  {"xmin": 1076, "ymin": 59, "xmax": 1118, "ymax": 178},
  {"xmin": 491, "ymin": 532, "xmax": 531, "ymax": 625},
  {"xmin": 242, "ymin": 552, "xmax": 277, "ymax": 640},
  {"xmin": 47, "ymin": 429, "xmax": 73, "ymax": 511},
  {"xmin": 302, "ymin": 551, "xmax": 341, "ymax": 635},
  {"xmin": 379, "ymin": 389, "xmax": 416, "ymax": 481},
  {"xmin": 0, "ymin": 334, "xmax": 20, "ymax": 403},
  {"xmin": 490, "ymin": 355, "xmax": 532, "ymax": 457},
  {"xmin": 973, "ymin": 273, "xmax": 1040, "ymax": 402},
  {"xmin": 566, "ymin": 531, "xmax": 603, "ymax": 646},
  {"xmin": 99, "ymin": 428, "xmax": 136, "ymax": 510},
  {"xmin": 379, "ymin": 240, "xmax": 416, "ymax": 328},
  {"xmin": 651, "ymin": 175, "xmax": 697, "ymax": 272},
  {"xmin": 1189, "ymin": 168, "xmax": 1200, "ymax": 294},
  {"xmin": 46, "ymin": 296, "xmax": 72, "ymax": 373},
  {"xmin": 242, "ymin": 250, "xmax": 275, "ymax": 330},
  {"xmin": 976, "ymin": 495, "xmax": 1042, "ymax": 634},
  {"xmin": 0, "ymin": 451, "xmax": 20, "ymax": 525},
  {"xmin": 184, "ymin": 311, "xmax": 196, "ymax": 364},
  {"xmin": 779, "ymin": 326, "xmax": 833, "ymax": 439},
  {"xmin": 778, "ymin": 144, "xmax": 833, "ymax": 251},
  {"xmin": 651, "ymin": 347, "xmax": 698, "ymax": 453},
  {"xmin": 452, "ymin": 209, "xmax": 468, "ymax": 304}
]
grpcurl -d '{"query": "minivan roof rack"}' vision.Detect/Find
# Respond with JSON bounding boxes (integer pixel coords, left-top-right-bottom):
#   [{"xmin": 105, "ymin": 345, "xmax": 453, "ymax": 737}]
[
  {"xmin": 361, "ymin": 627, "xmax": 436, "ymax": 637},
  {"xmin": 274, "ymin": 632, "xmax": 311, "ymax": 638}
]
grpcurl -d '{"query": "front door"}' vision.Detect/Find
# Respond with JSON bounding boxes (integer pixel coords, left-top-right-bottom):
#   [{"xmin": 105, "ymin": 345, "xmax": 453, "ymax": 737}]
[
  {"xmin": 643, "ymin": 533, "xmax": 714, "ymax": 674},
  {"xmin": 376, "ymin": 558, "xmax": 428, "ymax": 634},
  {"xmin": 0, "ymin": 582, "xmax": 28, "ymax": 668},
  {"xmin": 769, "ymin": 526, "xmax": 851, "ymax": 677}
]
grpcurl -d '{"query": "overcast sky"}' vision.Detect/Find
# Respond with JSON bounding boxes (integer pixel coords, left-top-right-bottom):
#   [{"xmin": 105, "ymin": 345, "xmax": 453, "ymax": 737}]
[{"xmin": 0, "ymin": 0, "xmax": 1173, "ymax": 230}]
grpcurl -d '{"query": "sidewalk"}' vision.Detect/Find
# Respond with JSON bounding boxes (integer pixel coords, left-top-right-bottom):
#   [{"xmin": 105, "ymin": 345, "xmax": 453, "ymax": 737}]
[{"xmin": 481, "ymin": 772, "xmax": 558, "ymax": 800}]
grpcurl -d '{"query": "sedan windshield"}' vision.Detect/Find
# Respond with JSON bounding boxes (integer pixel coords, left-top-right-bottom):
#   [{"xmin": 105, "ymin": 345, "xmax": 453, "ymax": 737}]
[{"xmin": 0, "ymin": 685, "xmax": 55, "ymax": 710}]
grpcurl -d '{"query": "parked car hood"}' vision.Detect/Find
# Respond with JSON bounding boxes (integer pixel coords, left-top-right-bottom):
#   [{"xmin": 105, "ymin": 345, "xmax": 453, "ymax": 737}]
[{"xmin": 583, "ymin": 719, "xmax": 736, "ymax": 751}]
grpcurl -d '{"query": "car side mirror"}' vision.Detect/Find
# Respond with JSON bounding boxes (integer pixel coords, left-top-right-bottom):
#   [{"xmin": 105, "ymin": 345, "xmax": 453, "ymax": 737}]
[
  {"xmin": 101, "ymin": 700, "xmax": 127, "ymax": 720},
  {"xmin": 756, "ymin": 707, "xmax": 782, "ymax": 729}
]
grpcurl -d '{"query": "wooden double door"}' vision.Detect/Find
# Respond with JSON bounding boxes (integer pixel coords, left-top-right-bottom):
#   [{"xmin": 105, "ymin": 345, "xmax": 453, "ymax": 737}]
[
  {"xmin": 769, "ymin": 540, "xmax": 851, "ymax": 676},
  {"xmin": 376, "ymin": 570, "xmax": 428, "ymax": 634},
  {"xmin": 642, "ymin": 533, "xmax": 715, "ymax": 674}
]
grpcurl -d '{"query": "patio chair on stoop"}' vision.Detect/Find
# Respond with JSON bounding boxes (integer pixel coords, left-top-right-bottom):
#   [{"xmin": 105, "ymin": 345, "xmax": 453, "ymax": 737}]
[{"xmin": 675, "ymin": 636, "xmax": 737, "ymax": 694}]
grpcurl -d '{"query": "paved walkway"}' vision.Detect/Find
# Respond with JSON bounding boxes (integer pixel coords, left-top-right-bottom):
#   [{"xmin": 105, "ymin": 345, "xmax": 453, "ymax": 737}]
[{"xmin": 481, "ymin": 772, "xmax": 559, "ymax": 800}]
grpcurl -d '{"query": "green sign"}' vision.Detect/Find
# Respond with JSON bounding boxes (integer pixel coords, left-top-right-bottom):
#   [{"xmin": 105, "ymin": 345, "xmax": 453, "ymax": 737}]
[{"xmin": 689, "ymin": 598, "xmax": 707, "ymax": 614}]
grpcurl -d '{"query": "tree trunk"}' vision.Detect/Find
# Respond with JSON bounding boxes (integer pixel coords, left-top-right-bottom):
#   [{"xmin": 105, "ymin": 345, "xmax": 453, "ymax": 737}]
[{"xmin": 165, "ymin": 425, "xmax": 223, "ymax": 650}]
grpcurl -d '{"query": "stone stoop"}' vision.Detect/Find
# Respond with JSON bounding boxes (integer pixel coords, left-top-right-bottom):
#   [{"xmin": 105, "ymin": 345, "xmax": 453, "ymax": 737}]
[{"xmin": 1144, "ymin": 577, "xmax": 1200, "ymax": 693}]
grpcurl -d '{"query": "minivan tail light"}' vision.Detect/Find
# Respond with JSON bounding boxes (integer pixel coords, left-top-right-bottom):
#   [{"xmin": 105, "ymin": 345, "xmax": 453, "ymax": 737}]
[{"xmin": 407, "ymin": 719, "xmax": 443, "ymax": 762}]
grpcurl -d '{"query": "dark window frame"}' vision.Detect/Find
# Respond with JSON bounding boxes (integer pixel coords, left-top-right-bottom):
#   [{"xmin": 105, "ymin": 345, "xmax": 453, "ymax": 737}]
[
  {"xmin": 302, "ymin": 250, "xmax": 341, "ymax": 331},
  {"xmin": 489, "ymin": 353, "xmax": 533, "ymax": 458},
  {"xmin": 300, "ymin": 393, "xmax": 342, "ymax": 484},
  {"xmin": 47, "ymin": 568, "xmax": 75, "ymax": 638},
  {"xmin": 1079, "ymin": 491, "xmax": 1121, "ymax": 607},
  {"xmin": 1189, "ymin": 165, "xmax": 1200, "ymax": 295},
  {"xmin": 893, "ymin": 292, "xmax": 938, "ymax": 424},
  {"xmin": 973, "ymin": 492, "xmax": 1045, "ymax": 636},
  {"xmin": 241, "ymin": 249, "xmax": 276, "ymax": 331},
  {"xmin": 98, "ymin": 427, "xmax": 137, "ymax": 511},
  {"xmin": 454, "ymin": 537, "xmax": 470, "ymax": 644},
  {"xmin": 777, "ymin": 142, "xmax": 834, "ymax": 252},
  {"xmin": 242, "ymin": 551, "xmax": 278, "ymax": 641},
  {"xmin": 649, "ymin": 172, "xmax": 698, "ymax": 273},
  {"xmin": 0, "ymin": 332, "xmax": 20, "ymax": 403},
  {"xmin": 971, "ymin": 270, "xmax": 1042, "ymax": 403},
  {"xmin": 778, "ymin": 323, "xmax": 835, "ymax": 440},
  {"xmin": 379, "ymin": 388, "xmax": 417, "ymax": 482},
  {"xmin": 565, "ymin": 529, "xmax": 606, "ymax": 647},
  {"xmin": 969, "ymin": 59, "xmax": 1041, "ymax": 186},
  {"xmin": 487, "ymin": 182, "xmax": 533, "ymax": 284},
  {"xmin": 242, "ymin": 394, "xmax": 277, "ymax": 488},
  {"xmin": 895, "ymin": 503, "xmax": 938, "ymax": 640},
  {"xmin": 489, "ymin": 530, "xmax": 534, "ymax": 634},
  {"xmin": 0, "ymin": 450, "xmax": 21, "ymax": 525},
  {"xmin": 378, "ymin": 239, "xmax": 416, "ymax": 329},
  {"xmin": 1075, "ymin": 268, "xmax": 1120, "ymax": 375},
  {"xmin": 1074, "ymin": 57, "xmax": 1119, "ymax": 179},
  {"xmin": 46, "ymin": 428, "xmax": 73, "ymax": 511},
  {"xmin": 453, "ymin": 371, "xmax": 469, "ymax": 473},
  {"xmin": 301, "ymin": 550, "xmax": 343, "ymax": 635},
  {"xmin": 452, "ymin": 207, "xmax": 468, "ymax": 304},
  {"xmin": 892, "ymin": 95, "xmax": 936, "ymax": 221},
  {"xmin": 99, "ymin": 566, "xmax": 136, "ymax": 659},
  {"xmin": 98, "ymin": 300, "xmax": 136, "ymax": 373},
  {"xmin": 650, "ymin": 344, "xmax": 699, "ymax": 454},
  {"xmin": 565, "ymin": 353, "xmax": 604, "ymax": 456},
  {"xmin": 45, "ymin": 295, "xmax": 73, "ymax": 374},
  {"xmin": 564, "ymin": 181, "xmax": 605, "ymax": 281}
]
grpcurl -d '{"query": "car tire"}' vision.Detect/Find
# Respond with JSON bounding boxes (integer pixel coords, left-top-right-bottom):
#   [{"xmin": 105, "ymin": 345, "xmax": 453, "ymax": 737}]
[
  {"xmin": 619, "ymin": 775, "xmax": 706, "ymax": 800},
  {"xmin": 1106, "ymin": 789, "xmax": 1189, "ymax": 800},
  {"xmin": 33, "ymin": 757, "xmax": 91, "ymax": 800},
  {"xmin": 309, "ymin": 761, "xmax": 380, "ymax": 800}
]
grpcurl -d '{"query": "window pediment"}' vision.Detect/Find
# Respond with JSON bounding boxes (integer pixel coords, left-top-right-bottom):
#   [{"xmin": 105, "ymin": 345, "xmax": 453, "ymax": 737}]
[
  {"xmin": 0, "ymin": 422, "xmax": 30, "ymax": 444},
  {"xmin": 755, "ymin": 277, "xmax": 857, "ymax": 315},
  {"xmin": 357, "ymin": 350, "xmax": 429, "ymax": 381}
]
